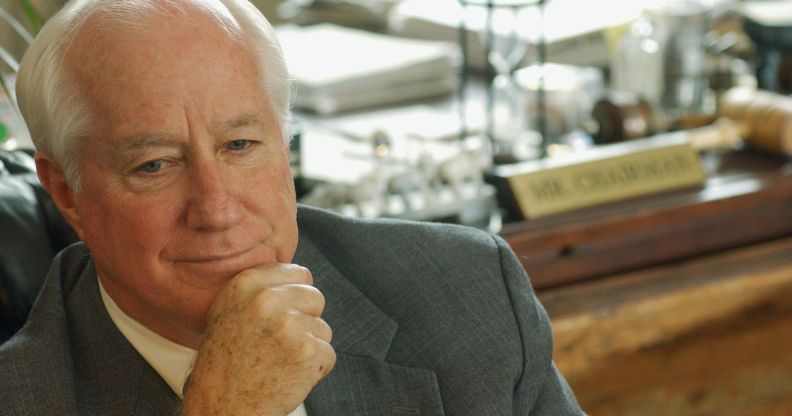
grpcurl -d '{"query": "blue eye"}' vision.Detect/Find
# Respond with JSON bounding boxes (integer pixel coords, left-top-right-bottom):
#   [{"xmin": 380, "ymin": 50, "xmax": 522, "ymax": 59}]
[
  {"xmin": 227, "ymin": 139, "xmax": 250, "ymax": 151},
  {"xmin": 139, "ymin": 159, "xmax": 163, "ymax": 173}
]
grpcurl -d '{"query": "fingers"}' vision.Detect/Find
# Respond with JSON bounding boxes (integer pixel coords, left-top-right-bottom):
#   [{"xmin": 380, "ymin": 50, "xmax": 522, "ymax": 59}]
[
  {"xmin": 235, "ymin": 263, "xmax": 313, "ymax": 289},
  {"xmin": 281, "ymin": 309, "xmax": 333, "ymax": 344},
  {"xmin": 315, "ymin": 336, "xmax": 337, "ymax": 378},
  {"xmin": 265, "ymin": 310, "xmax": 335, "ymax": 380},
  {"xmin": 208, "ymin": 263, "xmax": 318, "ymax": 323},
  {"xmin": 310, "ymin": 312, "xmax": 333, "ymax": 344},
  {"xmin": 252, "ymin": 284, "xmax": 325, "ymax": 318},
  {"xmin": 276, "ymin": 313, "xmax": 335, "ymax": 378}
]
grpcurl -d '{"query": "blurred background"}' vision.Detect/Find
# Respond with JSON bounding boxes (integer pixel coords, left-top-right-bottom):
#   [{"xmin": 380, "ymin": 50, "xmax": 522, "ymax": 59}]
[{"xmin": 2, "ymin": 1, "xmax": 792, "ymax": 414}]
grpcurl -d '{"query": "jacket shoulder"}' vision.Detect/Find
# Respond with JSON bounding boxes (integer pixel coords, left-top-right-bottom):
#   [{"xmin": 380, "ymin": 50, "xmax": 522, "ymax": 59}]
[
  {"xmin": 0, "ymin": 245, "xmax": 87, "ymax": 414},
  {"xmin": 296, "ymin": 205, "xmax": 555, "ymax": 414}
]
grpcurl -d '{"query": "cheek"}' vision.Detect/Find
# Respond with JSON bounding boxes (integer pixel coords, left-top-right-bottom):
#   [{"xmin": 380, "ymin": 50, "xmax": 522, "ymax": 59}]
[
  {"xmin": 76, "ymin": 187, "xmax": 179, "ymax": 259},
  {"xmin": 247, "ymin": 155, "xmax": 295, "ymax": 212},
  {"xmin": 246, "ymin": 159, "xmax": 298, "ymax": 260}
]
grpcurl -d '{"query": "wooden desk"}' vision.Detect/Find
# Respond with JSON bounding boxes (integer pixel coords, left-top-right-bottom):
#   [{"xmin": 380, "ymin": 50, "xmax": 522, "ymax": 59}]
[
  {"xmin": 539, "ymin": 236, "xmax": 792, "ymax": 416},
  {"xmin": 498, "ymin": 152, "xmax": 792, "ymax": 415},
  {"xmin": 501, "ymin": 152, "xmax": 792, "ymax": 289}
]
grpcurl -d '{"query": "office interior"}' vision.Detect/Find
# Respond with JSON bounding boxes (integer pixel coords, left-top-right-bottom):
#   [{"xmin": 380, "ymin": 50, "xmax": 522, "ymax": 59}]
[{"xmin": 1, "ymin": 0, "xmax": 791, "ymax": 414}]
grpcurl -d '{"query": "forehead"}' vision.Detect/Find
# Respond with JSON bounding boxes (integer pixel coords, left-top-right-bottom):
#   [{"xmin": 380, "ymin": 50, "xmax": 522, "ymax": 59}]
[
  {"xmin": 66, "ymin": 1, "xmax": 247, "ymax": 80},
  {"xmin": 64, "ymin": 6, "xmax": 271, "ymax": 138}
]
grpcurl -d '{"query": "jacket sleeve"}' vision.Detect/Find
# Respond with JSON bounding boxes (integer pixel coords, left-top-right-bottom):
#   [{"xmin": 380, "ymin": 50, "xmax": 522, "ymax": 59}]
[{"xmin": 492, "ymin": 235, "xmax": 585, "ymax": 415}]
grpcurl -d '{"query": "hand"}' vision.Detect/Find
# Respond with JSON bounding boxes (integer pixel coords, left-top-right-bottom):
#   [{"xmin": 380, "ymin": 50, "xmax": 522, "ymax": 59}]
[{"xmin": 181, "ymin": 264, "xmax": 335, "ymax": 416}]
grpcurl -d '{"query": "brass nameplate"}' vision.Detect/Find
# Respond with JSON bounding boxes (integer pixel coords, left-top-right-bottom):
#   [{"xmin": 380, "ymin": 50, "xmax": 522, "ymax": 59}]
[{"xmin": 495, "ymin": 134, "xmax": 707, "ymax": 219}]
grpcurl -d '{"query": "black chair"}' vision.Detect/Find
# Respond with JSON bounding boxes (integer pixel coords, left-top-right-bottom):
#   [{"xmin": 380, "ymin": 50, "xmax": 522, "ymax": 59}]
[{"xmin": 0, "ymin": 149, "xmax": 78, "ymax": 343}]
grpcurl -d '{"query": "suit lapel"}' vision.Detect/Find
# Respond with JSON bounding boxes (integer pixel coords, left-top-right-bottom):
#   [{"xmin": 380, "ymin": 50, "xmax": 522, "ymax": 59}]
[
  {"xmin": 294, "ymin": 235, "xmax": 396, "ymax": 359},
  {"xmin": 65, "ymin": 259, "xmax": 179, "ymax": 416},
  {"xmin": 295, "ymin": 232, "xmax": 445, "ymax": 415}
]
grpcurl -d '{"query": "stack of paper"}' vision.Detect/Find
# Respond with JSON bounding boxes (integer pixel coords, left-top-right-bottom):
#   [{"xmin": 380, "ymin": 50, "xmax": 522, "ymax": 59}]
[
  {"xmin": 276, "ymin": 24, "xmax": 459, "ymax": 114},
  {"xmin": 278, "ymin": 0, "xmax": 400, "ymax": 30}
]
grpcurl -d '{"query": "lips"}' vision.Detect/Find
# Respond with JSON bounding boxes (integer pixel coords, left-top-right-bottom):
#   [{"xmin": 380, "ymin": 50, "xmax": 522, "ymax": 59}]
[
  {"xmin": 172, "ymin": 245, "xmax": 267, "ymax": 282},
  {"xmin": 180, "ymin": 248, "xmax": 253, "ymax": 263}
]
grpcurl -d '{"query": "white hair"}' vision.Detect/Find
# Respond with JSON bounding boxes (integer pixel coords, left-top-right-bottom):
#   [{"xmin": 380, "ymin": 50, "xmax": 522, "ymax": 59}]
[{"xmin": 15, "ymin": 0, "xmax": 291, "ymax": 191}]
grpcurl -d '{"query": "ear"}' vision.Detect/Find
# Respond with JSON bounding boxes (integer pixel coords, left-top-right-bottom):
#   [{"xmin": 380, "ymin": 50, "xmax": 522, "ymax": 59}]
[{"xmin": 35, "ymin": 152, "xmax": 85, "ymax": 239}]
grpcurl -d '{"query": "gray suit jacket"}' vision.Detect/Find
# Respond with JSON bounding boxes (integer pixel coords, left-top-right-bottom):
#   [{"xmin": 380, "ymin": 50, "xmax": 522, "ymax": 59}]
[{"xmin": 0, "ymin": 205, "xmax": 583, "ymax": 415}]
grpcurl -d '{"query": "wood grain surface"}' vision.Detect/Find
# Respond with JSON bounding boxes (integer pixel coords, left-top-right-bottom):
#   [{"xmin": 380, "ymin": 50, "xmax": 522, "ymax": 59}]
[{"xmin": 538, "ymin": 237, "xmax": 792, "ymax": 416}]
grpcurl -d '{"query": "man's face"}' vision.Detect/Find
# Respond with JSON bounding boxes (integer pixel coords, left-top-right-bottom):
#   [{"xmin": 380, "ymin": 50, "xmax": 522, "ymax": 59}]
[{"xmin": 62, "ymin": 16, "xmax": 297, "ymax": 346}]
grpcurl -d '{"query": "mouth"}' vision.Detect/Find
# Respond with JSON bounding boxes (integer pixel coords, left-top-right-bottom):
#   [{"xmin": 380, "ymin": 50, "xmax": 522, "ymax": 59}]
[
  {"xmin": 181, "ymin": 249, "xmax": 252, "ymax": 263},
  {"xmin": 173, "ymin": 246, "xmax": 263, "ymax": 281}
]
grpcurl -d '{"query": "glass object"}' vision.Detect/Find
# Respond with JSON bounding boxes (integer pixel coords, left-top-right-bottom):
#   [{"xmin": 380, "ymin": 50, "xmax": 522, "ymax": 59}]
[
  {"xmin": 515, "ymin": 63, "xmax": 604, "ymax": 155},
  {"xmin": 612, "ymin": 0, "xmax": 711, "ymax": 120},
  {"xmin": 458, "ymin": 0, "xmax": 542, "ymax": 163}
]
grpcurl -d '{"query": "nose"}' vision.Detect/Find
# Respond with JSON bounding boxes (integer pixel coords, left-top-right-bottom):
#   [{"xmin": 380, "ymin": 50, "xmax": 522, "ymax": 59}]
[{"xmin": 185, "ymin": 160, "xmax": 243, "ymax": 231}]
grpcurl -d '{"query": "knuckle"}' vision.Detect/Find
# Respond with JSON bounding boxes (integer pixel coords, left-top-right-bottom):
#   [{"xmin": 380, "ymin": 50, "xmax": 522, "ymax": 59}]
[
  {"xmin": 314, "ymin": 289, "xmax": 326, "ymax": 310},
  {"xmin": 279, "ymin": 310, "xmax": 302, "ymax": 332},
  {"xmin": 324, "ymin": 346, "xmax": 337, "ymax": 374},
  {"xmin": 225, "ymin": 269, "xmax": 257, "ymax": 295},
  {"xmin": 320, "ymin": 319, "xmax": 333, "ymax": 342},
  {"xmin": 301, "ymin": 267, "xmax": 314, "ymax": 285},
  {"xmin": 296, "ymin": 338, "xmax": 319, "ymax": 360},
  {"xmin": 299, "ymin": 285, "xmax": 324, "ymax": 306},
  {"xmin": 303, "ymin": 283, "xmax": 321, "ymax": 297},
  {"xmin": 251, "ymin": 288, "xmax": 283, "ymax": 312},
  {"xmin": 287, "ymin": 264, "xmax": 313, "ymax": 285},
  {"xmin": 328, "ymin": 348, "xmax": 337, "ymax": 366}
]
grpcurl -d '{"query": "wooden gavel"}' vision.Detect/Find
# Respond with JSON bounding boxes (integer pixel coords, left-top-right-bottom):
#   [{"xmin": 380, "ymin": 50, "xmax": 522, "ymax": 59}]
[{"xmin": 718, "ymin": 87, "xmax": 792, "ymax": 157}]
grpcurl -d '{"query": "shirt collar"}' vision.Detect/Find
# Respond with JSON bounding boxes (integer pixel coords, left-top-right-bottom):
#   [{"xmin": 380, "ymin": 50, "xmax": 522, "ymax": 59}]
[
  {"xmin": 97, "ymin": 279, "xmax": 310, "ymax": 416},
  {"xmin": 98, "ymin": 279, "xmax": 197, "ymax": 399}
]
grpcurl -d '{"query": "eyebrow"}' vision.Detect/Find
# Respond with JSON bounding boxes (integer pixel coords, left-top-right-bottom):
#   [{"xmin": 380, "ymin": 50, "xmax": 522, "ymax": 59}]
[
  {"xmin": 121, "ymin": 133, "xmax": 179, "ymax": 152},
  {"xmin": 220, "ymin": 114, "xmax": 260, "ymax": 131},
  {"xmin": 118, "ymin": 115, "xmax": 262, "ymax": 152}
]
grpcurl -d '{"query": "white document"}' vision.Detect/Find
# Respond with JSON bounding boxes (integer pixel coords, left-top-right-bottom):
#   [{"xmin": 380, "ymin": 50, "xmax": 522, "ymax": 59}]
[{"xmin": 276, "ymin": 24, "xmax": 459, "ymax": 114}]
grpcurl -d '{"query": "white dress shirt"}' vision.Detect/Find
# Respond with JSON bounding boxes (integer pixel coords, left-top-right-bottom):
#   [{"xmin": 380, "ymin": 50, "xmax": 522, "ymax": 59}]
[{"xmin": 99, "ymin": 280, "xmax": 308, "ymax": 416}]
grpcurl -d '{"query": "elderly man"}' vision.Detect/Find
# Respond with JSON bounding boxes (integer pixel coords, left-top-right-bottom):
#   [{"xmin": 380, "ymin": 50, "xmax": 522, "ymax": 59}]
[{"xmin": 0, "ymin": 0, "xmax": 583, "ymax": 415}]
